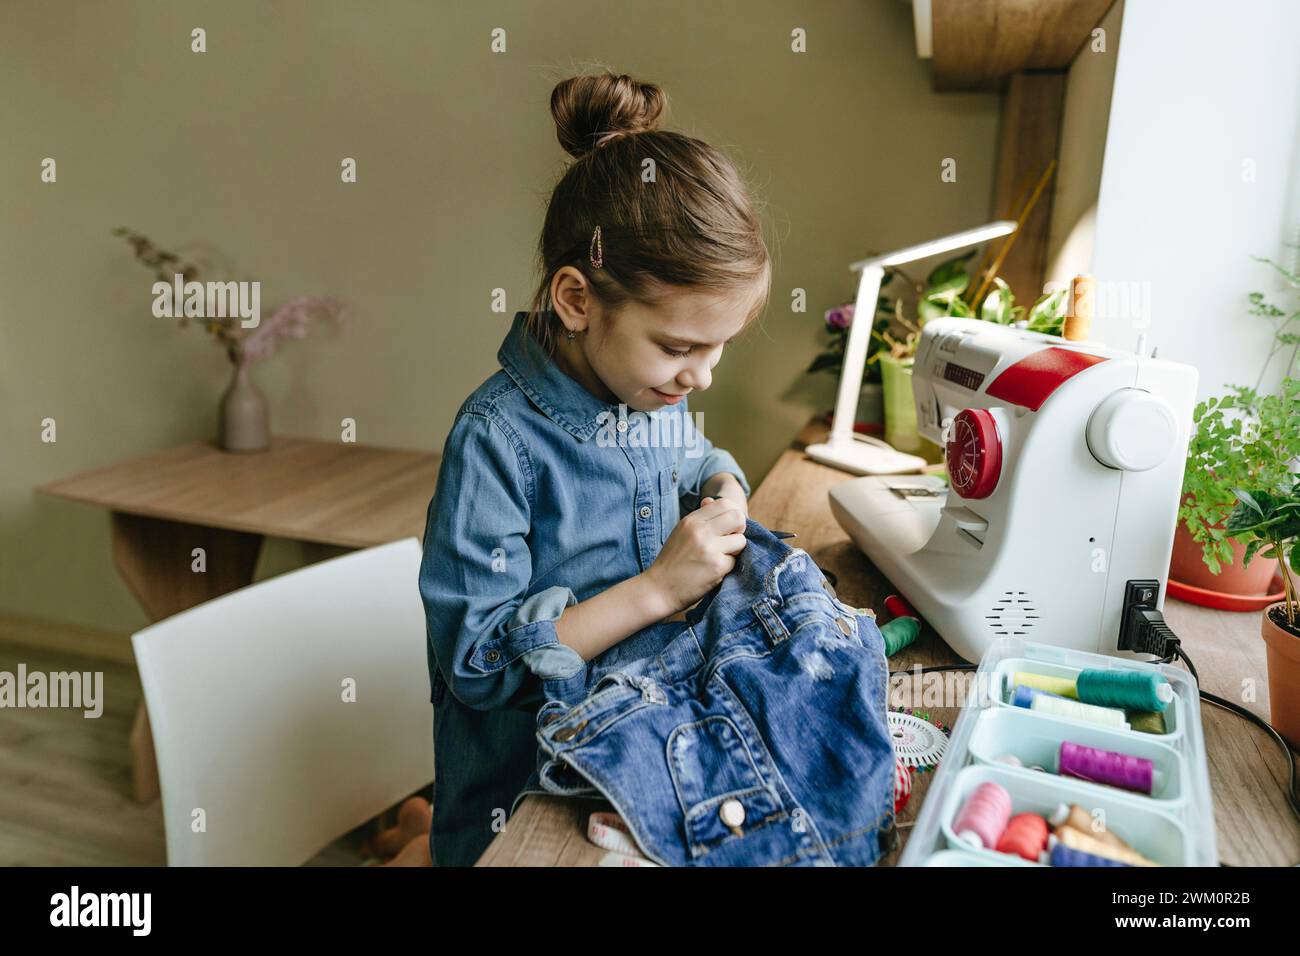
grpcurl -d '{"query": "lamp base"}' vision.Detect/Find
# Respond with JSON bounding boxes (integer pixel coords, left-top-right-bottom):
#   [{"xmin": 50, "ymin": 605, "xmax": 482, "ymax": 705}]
[{"xmin": 805, "ymin": 436, "xmax": 928, "ymax": 476}]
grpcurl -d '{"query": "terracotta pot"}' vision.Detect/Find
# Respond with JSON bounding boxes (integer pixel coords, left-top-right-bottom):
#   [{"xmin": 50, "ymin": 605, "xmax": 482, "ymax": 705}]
[
  {"xmin": 1261, "ymin": 601, "xmax": 1300, "ymax": 749},
  {"xmin": 1169, "ymin": 519, "xmax": 1279, "ymax": 596}
]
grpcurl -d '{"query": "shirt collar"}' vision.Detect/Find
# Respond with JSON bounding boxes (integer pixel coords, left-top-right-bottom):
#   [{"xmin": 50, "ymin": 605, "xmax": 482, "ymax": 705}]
[{"xmin": 498, "ymin": 311, "xmax": 619, "ymax": 442}]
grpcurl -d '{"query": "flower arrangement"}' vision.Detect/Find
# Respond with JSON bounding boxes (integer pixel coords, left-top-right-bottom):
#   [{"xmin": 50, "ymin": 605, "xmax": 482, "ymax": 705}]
[{"xmin": 112, "ymin": 227, "xmax": 345, "ymax": 365}]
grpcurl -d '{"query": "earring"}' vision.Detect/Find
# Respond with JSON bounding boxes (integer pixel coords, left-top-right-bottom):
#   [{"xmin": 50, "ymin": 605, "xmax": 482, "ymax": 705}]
[{"xmin": 566, "ymin": 328, "xmax": 577, "ymax": 341}]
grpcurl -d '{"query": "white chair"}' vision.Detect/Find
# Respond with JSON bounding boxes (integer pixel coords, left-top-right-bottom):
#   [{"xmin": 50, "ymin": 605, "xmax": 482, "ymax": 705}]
[{"xmin": 131, "ymin": 537, "xmax": 433, "ymax": 866}]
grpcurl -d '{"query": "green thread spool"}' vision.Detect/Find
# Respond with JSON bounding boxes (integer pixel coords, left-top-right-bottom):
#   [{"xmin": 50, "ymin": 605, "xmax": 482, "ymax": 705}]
[
  {"xmin": 881, "ymin": 617, "xmax": 920, "ymax": 656},
  {"xmin": 1128, "ymin": 710, "xmax": 1167, "ymax": 735},
  {"xmin": 1077, "ymin": 669, "xmax": 1173, "ymax": 712}
]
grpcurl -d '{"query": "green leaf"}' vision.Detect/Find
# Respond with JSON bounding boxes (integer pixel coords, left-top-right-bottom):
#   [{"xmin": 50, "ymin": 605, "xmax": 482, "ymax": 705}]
[
  {"xmin": 981, "ymin": 277, "xmax": 1015, "ymax": 323},
  {"xmin": 926, "ymin": 249, "xmax": 977, "ymax": 287}
]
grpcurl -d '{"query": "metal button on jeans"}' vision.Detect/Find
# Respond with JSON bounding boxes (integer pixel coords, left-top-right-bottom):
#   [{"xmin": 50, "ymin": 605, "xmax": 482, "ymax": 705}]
[
  {"xmin": 554, "ymin": 719, "xmax": 587, "ymax": 742},
  {"xmin": 837, "ymin": 618, "xmax": 853, "ymax": 637},
  {"xmin": 719, "ymin": 798, "xmax": 746, "ymax": 828},
  {"xmin": 639, "ymin": 505, "xmax": 652, "ymax": 519},
  {"xmin": 484, "ymin": 648, "xmax": 501, "ymax": 663}
]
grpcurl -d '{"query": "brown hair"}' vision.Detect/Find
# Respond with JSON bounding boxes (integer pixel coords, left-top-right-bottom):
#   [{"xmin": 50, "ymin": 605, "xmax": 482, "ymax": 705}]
[{"xmin": 525, "ymin": 71, "xmax": 771, "ymax": 356}]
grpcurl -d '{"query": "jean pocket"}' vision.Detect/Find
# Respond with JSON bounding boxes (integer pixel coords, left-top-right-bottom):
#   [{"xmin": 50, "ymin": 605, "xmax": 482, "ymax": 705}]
[{"xmin": 667, "ymin": 715, "xmax": 786, "ymax": 859}]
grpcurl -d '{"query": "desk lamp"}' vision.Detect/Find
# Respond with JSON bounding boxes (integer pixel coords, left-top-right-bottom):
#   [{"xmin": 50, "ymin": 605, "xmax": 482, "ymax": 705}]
[{"xmin": 806, "ymin": 220, "xmax": 1018, "ymax": 475}]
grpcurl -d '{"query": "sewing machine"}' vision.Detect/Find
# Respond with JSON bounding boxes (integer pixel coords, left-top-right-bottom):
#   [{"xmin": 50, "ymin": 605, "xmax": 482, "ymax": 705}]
[{"xmin": 828, "ymin": 317, "xmax": 1198, "ymax": 662}]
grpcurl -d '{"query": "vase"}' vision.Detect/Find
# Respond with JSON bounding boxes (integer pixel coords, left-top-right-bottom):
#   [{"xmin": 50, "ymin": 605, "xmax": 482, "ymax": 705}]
[
  {"xmin": 880, "ymin": 354, "xmax": 920, "ymax": 452},
  {"xmin": 218, "ymin": 362, "xmax": 270, "ymax": 452},
  {"xmin": 858, "ymin": 382, "xmax": 884, "ymax": 425},
  {"xmin": 1261, "ymin": 601, "xmax": 1300, "ymax": 749},
  {"xmin": 879, "ymin": 354, "xmax": 944, "ymax": 462}
]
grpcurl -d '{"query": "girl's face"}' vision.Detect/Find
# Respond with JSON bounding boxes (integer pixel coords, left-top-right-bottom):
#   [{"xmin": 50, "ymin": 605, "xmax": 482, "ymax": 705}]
[{"xmin": 555, "ymin": 275, "xmax": 765, "ymax": 414}]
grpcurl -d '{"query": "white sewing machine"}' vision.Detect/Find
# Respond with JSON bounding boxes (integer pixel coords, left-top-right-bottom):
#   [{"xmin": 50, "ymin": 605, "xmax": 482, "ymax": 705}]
[{"xmin": 828, "ymin": 317, "xmax": 1198, "ymax": 662}]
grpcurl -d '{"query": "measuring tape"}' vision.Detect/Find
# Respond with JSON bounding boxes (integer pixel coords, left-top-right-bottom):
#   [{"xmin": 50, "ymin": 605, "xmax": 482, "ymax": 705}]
[{"xmin": 588, "ymin": 812, "xmax": 660, "ymax": 867}]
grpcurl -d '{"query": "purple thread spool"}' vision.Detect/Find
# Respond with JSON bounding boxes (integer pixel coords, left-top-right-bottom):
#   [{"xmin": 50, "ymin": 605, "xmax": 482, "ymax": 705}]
[
  {"xmin": 1058, "ymin": 741, "xmax": 1154, "ymax": 794},
  {"xmin": 1050, "ymin": 843, "xmax": 1132, "ymax": 867}
]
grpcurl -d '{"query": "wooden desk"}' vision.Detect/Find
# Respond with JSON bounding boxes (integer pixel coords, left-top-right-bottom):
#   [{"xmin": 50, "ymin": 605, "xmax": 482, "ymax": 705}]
[
  {"xmin": 477, "ymin": 416, "xmax": 1300, "ymax": 867},
  {"xmin": 37, "ymin": 436, "xmax": 440, "ymax": 802}
]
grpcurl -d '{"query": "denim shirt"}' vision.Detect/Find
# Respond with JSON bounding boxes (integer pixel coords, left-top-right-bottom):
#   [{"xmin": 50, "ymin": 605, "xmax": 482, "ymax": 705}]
[{"xmin": 418, "ymin": 310, "xmax": 751, "ymax": 865}]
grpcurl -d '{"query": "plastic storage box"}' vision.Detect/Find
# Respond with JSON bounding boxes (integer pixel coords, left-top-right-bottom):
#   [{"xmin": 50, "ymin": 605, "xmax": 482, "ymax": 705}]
[{"xmin": 899, "ymin": 637, "xmax": 1217, "ymax": 867}]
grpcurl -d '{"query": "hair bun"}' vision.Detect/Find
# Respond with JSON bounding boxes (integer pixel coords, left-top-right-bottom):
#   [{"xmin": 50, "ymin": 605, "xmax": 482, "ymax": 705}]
[{"xmin": 550, "ymin": 73, "xmax": 666, "ymax": 158}]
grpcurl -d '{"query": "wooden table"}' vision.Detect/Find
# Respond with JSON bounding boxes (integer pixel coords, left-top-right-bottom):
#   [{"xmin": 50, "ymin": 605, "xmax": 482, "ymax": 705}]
[
  {"xmin": 477, "ymin": 416, "xmax": 1300, "ymax": 867},
  {"xmin": 37, "ymin": 436, "xmax": 440, "ymax": 802}
]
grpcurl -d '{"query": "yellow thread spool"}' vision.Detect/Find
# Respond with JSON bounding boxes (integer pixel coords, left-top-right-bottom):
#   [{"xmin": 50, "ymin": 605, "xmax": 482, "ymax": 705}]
[{"xmin": 1013, "ymin": 671, "xmax": 1078, "ymax": 699}]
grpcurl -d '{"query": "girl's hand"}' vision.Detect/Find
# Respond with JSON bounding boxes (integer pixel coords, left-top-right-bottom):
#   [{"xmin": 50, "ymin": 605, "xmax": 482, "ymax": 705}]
[{"xmin": 645, "ymin": 496, "xmax": 747, "ymax": 615}]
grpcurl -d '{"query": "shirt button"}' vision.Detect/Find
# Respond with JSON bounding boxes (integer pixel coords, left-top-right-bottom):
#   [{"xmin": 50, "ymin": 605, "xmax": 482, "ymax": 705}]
[
  {"xmin": 719, "ymin": 799, "xmax": 746, "ymax": 829},
  {"xmin": 671, "ymin": 469, "xmax": 678, "ymax": 483},
  {"xmin": 639, "ymin": 505, "xmax": 652, "ymax": 519},
  {"xmin": 483, "ymin": 648, "xmax": 501, "ymax": 663},
  {"xmin": 616, "ymin": 420, "xmax": 629, "ymax": 433}
]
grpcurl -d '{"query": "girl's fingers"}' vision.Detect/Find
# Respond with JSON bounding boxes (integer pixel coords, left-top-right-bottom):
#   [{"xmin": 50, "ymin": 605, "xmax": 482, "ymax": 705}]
[{"xmin": 717, "ymin": 531, "xmax": 748, "ymax": 555}]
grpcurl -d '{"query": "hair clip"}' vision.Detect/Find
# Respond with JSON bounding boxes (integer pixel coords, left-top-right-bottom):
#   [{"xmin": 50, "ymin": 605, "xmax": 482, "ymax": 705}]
[{"xmin": 589, "ymin": 224, "xmax": 603, "ymax": 269}]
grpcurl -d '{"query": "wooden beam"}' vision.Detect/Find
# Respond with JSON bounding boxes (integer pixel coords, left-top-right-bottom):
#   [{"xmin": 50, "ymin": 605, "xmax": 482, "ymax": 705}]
[
  {"xmin": 931, "ymin": 0, "xmax": 1114, "ymax": 92},
  {"xmin": 990, "ymin": 72, "xmax": 1066, "ymax": 307}
]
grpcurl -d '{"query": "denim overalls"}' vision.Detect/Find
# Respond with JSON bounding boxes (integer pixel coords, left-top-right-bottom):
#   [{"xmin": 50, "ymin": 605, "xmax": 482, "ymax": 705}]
[{"xmin": 511, "ymin": 518, "xmax": 898, "ymax": 867}]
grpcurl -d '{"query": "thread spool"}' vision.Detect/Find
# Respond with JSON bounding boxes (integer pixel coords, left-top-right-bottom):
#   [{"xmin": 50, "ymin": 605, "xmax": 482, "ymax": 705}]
[
  {"xmin": 1011, "ymin": 684, "xmax": 1069, "ymax": 709},
  {"xmin": 995, "ymin": 812, "xmax": 1049, "ymax": 861},
  {"xmin": 881, "ymin": 616, "xmax": 920, "ymax": 657},
  {"xmin": 1050, "ymin": 843, "xmax": 1132, "ymax": 867},
  {"xmin": 1064, "ymin": 274, "xmax": 1094, "ymax": 341},
  {"xmin": 1128, "ymin": 710, "xmax": 1167, "ymax": 735},
  {"xmin": 1031, "ymin": 693, "xmax": 1129, "ymax": 730},
  {"xmin": 1077, "ymin": 669, "xmax": 1174, "ymax": 712},
  {"xmin": 1049, "ymin": 803, "xmax": 1131, "ymax": 850},
  {"xmin": 952, "ymin": 781, "xmax": 1012, "ymax": 850},
  {"xmin": 1013, "ymin": 671, "xmax": 1078, "ymax": 699},
  {"xmin": 1051, "ymin": 824, "xmax": 1158, "ymax": 867},
  {"xmin": 994, "ymin": 753, "xmax": 1023, "ymax": 768},
  {"xmin": 1058, "ymin": 741, "xmax": 1156, "ymax": 794}
]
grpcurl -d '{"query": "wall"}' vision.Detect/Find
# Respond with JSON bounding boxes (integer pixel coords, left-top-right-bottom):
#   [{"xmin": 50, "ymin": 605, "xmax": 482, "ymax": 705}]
[
  {"xmin": 1044, "ymin": 0, "xmax": 1123, "ymax": 288},
  {"xmin": 1089, "ymin": 0, "xmax": 1300, "ymax": 397},
  {"xmin": 1, "ymin": 0, "xmax": 1000, "ymax": 635}
]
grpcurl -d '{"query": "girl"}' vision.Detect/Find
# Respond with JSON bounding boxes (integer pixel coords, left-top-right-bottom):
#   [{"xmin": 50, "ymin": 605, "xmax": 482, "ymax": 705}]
[{"xmin": 419, "ymin": 71, "xmax": 771, "ymax": 867}]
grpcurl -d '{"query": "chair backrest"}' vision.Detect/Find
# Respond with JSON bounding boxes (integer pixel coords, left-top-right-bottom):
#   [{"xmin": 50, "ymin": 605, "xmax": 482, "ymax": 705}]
[{"xmin": 132, "ymin": 537, "xmax": 433, "ymax": 866}]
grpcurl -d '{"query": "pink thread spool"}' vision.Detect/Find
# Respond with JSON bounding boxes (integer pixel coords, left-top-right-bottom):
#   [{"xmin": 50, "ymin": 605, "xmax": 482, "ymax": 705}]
[
  {"xmin": 1058, "ymin": 741, "xmax": 1155, "ymax": 794},
  {"xmin": 952, "ymin": 781, "xmax": 1012, "ymax": 849}
]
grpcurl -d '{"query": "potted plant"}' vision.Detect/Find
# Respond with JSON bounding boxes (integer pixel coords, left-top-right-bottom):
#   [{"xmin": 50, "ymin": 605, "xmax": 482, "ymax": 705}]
[
  {"xmin": 807, "ymin": 296, "xmax": 892, "ymax": 432},
  {"xmin": 1217, "ymin": 443, "xmax": 1300, "ymax": 746},
  {"xmin": 1174, "ymin": 254, "xmax": 1299, "ymax": 601}
]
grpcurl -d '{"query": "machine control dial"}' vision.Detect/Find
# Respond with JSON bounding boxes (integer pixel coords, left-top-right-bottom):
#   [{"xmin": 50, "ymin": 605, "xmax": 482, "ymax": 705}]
[
  {"xmin": 1086, "ymin": 388, "xmax": 1177, "ymax": 472},
  {"xmin": 946, "ymin": 408, "xmax": 1002, "ymax": 499}
]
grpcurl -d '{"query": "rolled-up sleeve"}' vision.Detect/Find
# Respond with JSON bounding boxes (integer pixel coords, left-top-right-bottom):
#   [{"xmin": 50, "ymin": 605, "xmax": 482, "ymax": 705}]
[
  {"xmin": 419, "ymin": 410, "xmax": 585, "ymax": 711},
  {"xmin": 676, "ymin": 400, "xmax": 752, "ymax": 513}
]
